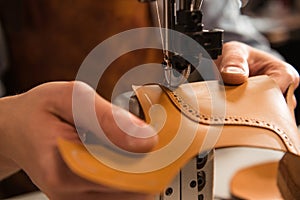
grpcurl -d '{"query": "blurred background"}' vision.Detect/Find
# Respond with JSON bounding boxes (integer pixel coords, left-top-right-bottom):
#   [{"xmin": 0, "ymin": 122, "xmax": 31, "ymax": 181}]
[
  {"xmin": 241, "ymin": 0, "xmax": 300, "ymax": 125},
  {"xmin": 0, "ymin": 0, "xmax": 299, "ymax": 199}
]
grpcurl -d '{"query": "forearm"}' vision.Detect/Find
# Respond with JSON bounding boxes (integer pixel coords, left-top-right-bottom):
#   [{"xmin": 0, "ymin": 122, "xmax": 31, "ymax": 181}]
[{"xmin": 0, "ymin": 96, "xmax": 21, "ymax": 180}]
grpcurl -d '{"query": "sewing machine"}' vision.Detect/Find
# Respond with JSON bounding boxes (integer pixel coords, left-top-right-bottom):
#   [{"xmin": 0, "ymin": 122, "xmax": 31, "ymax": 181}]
[
  {"xmin": 139, "ymin": 0, "xmax": 223, "ymax": 88},
  {"xmin": 133, "ymin": 1, "xmax": 223, "ymax": 199}
]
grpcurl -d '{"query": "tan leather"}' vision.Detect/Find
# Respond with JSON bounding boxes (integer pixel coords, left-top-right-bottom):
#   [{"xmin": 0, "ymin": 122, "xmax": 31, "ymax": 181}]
[
  {"xmin": 155, "ymin": 76, "xmax": 300, "ymax": 155},
  {"xmin": 230, "ymin": 162, "xmax": 283, "ymax": 200},
  {"xmin": 278, "ymin": 152, "xmax": 300, "ymax": 200},
  {"xmin": 230, "ymin": 151, "xmax": 300, "ymax": 200},
  {"xmin": 58, "ymin": 75, "xmax": 300, "ymax": 194}
]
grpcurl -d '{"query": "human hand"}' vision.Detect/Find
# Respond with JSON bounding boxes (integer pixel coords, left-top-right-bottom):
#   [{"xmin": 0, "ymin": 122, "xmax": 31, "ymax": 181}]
[
  {"xmin": 0, "ymin": 81, "xmax": 157, "ymax": 200},
  {"xmin": 215, "ymin": 41, "xmax": 299, "ymax": 97}
]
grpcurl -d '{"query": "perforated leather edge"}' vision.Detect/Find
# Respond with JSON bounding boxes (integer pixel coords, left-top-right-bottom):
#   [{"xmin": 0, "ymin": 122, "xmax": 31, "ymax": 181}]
[{"xmin": 160, "ymin": 86, "xmax": 297, "ymax": 155}]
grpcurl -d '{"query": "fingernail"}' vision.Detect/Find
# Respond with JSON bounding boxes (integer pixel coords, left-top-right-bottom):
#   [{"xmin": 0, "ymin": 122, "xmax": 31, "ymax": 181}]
[{"xmin": 221, "ymin": 66, "xmax": 245, "ymax": 74}]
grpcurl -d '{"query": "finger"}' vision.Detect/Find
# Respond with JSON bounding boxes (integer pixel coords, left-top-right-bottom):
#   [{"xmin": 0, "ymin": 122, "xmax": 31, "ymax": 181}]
[
  {"xmin": 248, "ymin": 48, "xmax": 300, "ymax": 94},
  {"xmin": 216, "ymin": 41, "xmax": 250, "ymax": 85},
  {"xmin": 95, "ymin": 99, "xmax": 159, "ymax": 153},
  {"xmin": 48, "ymin": 81, "xmax": 158, "ymax": 153}
]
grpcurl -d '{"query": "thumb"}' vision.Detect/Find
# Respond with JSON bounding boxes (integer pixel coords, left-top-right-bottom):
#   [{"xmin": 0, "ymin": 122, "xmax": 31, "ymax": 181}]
[
  {"xmin": 72, "ymin": 81, "xmax": 158, "ymax": 153},
  {"xmin": 216, "ymin": 41, "xmax": 250, "ymax": 85}
]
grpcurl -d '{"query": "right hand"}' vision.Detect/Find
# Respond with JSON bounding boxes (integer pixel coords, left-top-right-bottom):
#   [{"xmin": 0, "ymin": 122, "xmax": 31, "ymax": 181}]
[{"xmin": 0, "ymin": 81, "xmax": 157, "ymax": 200}]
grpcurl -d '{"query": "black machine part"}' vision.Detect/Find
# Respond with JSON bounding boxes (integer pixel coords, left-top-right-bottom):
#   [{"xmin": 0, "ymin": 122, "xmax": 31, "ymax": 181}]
[{"xmin": 138, "ymin": 0, "xmax": 223, "ymax": 74}]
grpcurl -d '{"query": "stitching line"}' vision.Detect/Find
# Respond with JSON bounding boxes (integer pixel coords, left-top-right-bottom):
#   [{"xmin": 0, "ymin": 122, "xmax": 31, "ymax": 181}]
[{"xmin": 161, "ymin": 86, "xmax": 297, "ymax": 154}]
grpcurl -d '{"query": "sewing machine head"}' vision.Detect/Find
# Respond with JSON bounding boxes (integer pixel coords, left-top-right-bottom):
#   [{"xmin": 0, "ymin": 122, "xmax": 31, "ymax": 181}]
[{"xmin": 138, "ymin": 0, "xmax": 223, "ymax": 87}]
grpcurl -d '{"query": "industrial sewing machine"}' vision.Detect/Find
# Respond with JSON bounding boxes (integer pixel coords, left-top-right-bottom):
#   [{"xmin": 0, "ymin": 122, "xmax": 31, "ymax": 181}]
[
  {"xmin": 135, "ymin": 0, "xmax": 223, "ymax": 199},
  {"xmin": 139, "ymin": 0, "xmax": 223, "ymax": 88}
]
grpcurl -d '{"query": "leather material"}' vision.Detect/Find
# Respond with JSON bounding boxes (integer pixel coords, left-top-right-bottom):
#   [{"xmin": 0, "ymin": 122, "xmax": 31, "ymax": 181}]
[
  {"xmin": 278, "ymin": 152, "xmax": 300, "ymax": 200},
  {"xmin": 57, "ymin": 75, "xmax": 300, "ymax": 194},
  {"xmin": 157, "ymin": 76, "xmax": 300, "ymax": 155},
  {"xmin": 230, "ymin": 162, "xmax": 283, "ymax": 200}
]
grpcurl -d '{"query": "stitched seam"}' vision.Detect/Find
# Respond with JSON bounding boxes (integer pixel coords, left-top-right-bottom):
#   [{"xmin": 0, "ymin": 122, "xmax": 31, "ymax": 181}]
[{"xmin": 161, "ymin": 86, "xmax": 297, "ymax": 154}]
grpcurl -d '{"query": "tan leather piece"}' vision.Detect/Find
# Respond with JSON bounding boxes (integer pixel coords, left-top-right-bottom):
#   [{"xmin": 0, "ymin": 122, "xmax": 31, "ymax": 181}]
[
  {"xmin": 57, "ymin": 139, "xmax": 180, "ymax": 194},
  {"xmin": 230, "ymin": 151, "xmax": 300, "ymax": 200},
  {"xmin": 58, "ymin": 86, "xmax": 210, "ymax": 193},
  {"xmin": 278, "ymin": 152, "xmax": 300, "ymax": 200},
  {"xmin": 57, "ymin": 75, "xmax": 300, "ymax": 194},
  {"xmin": 160, "ymin": 76, "xmax": 300, "ymax": 155},
  {"xmin": 230, "ymin": 162, "xmax": 283, "ymax": 200},
  {"xmin": 135, "ymin": 75, "xmax": 300, "ymax": 155}
]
